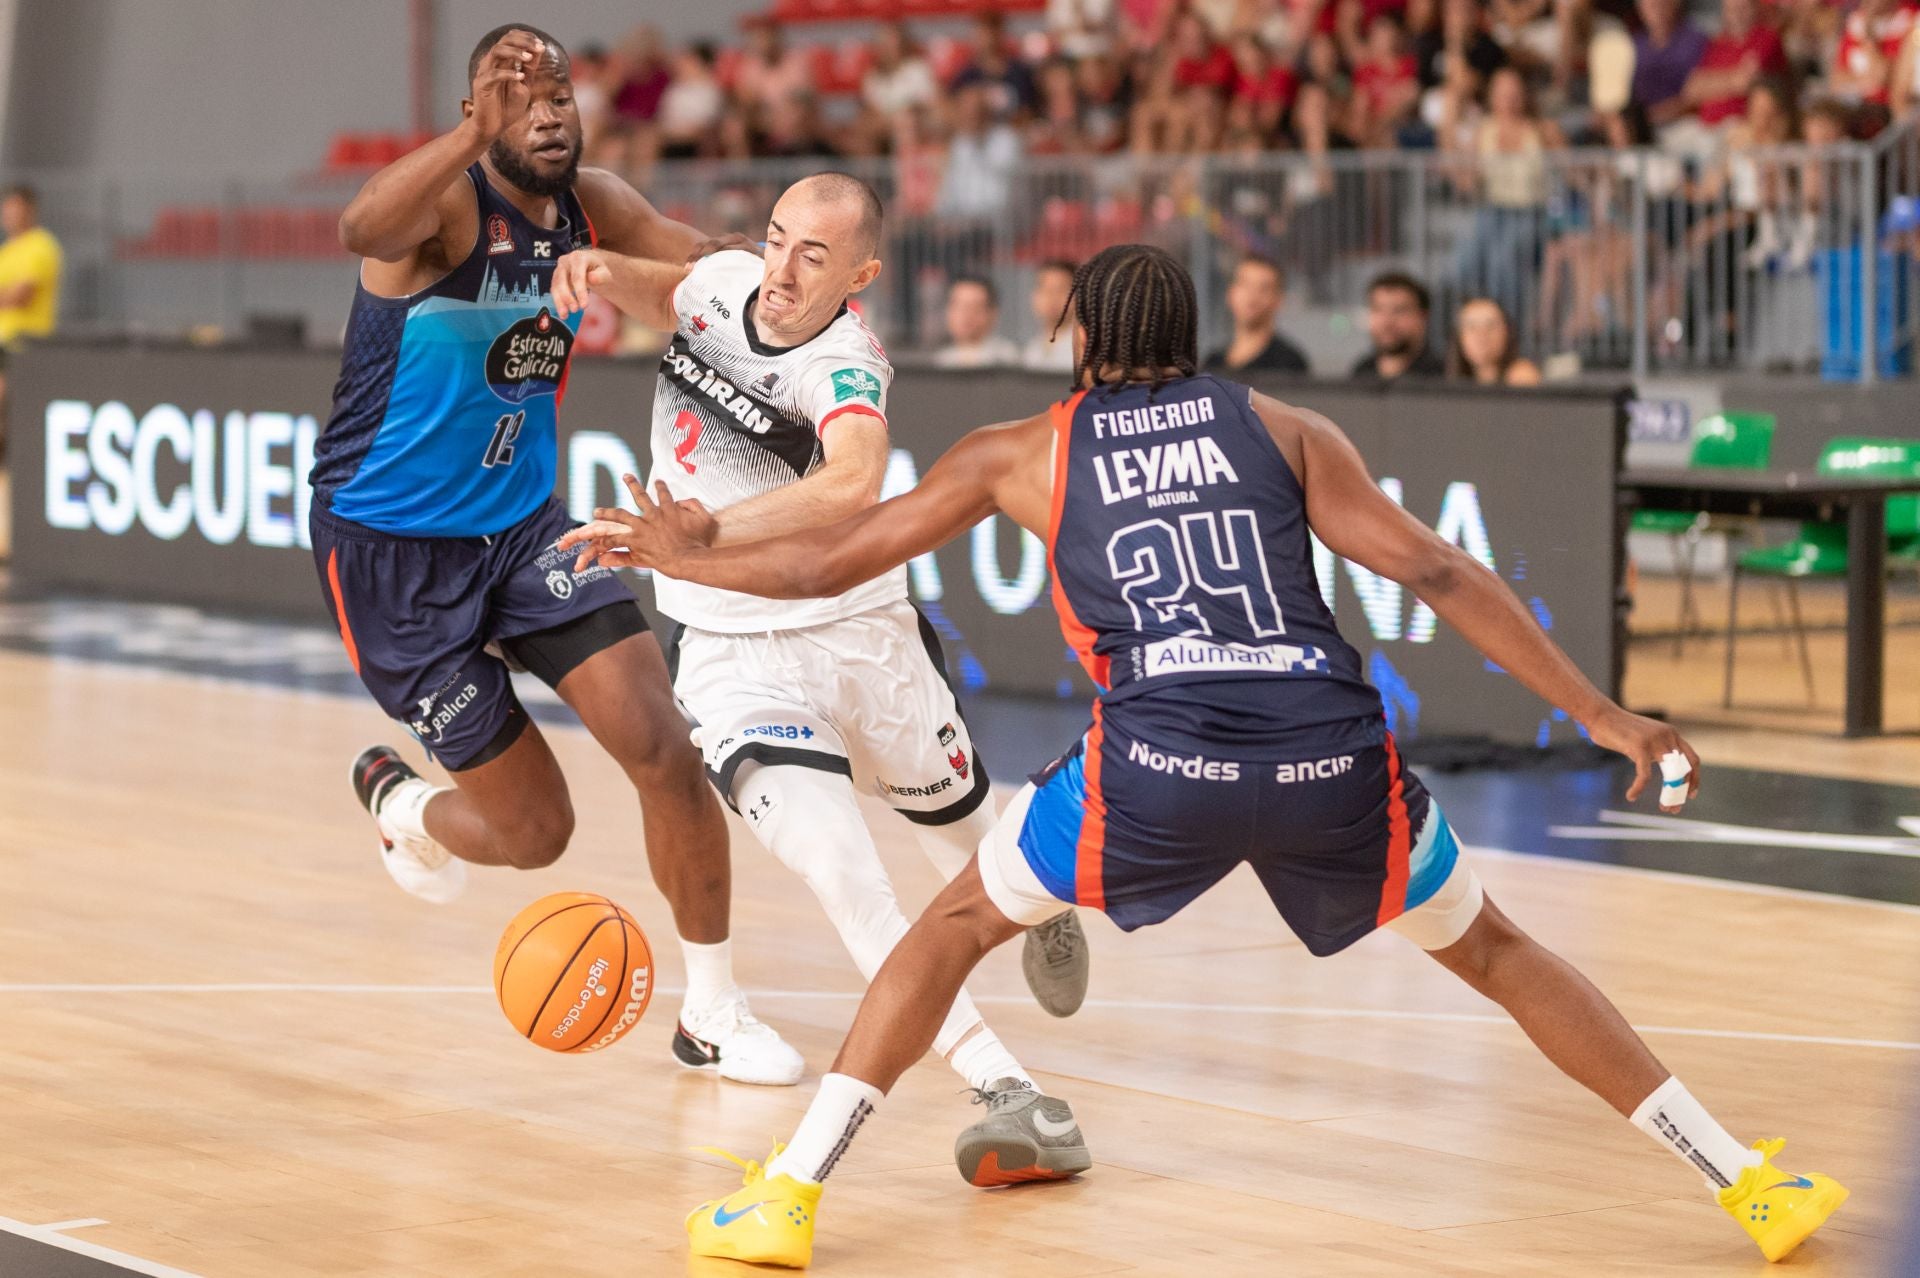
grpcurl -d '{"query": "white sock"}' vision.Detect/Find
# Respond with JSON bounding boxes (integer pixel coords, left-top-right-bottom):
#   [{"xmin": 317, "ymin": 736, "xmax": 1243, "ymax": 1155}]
[
  {"xmin": 766, "ymin": 1072, "xmax": 883, "ymax": 1184},
  {"xmin": 947, "ymin": 1029, "xmax": 1036, "ymax": 1093},
  {"xmin": 679, "ymin": 937, "xmax": 741, "ymax": 1015},
  {"xmin": 379, "ymin": 777, "xmax": 441, "ymax": 842},
  {"xmin": 1630, "ymin": 1076, "xmax": 1760, "ymax": 1192}
]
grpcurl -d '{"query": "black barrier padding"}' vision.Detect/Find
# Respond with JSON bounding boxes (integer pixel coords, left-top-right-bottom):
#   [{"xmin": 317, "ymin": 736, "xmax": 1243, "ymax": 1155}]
[{"xmin": 8, "ymin": 344, "xmax": 1622, "ymax": 746}]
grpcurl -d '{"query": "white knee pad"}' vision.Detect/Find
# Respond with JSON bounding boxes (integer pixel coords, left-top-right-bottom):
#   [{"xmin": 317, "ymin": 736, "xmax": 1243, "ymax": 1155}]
[
  {"xmin": 1385, "ymin": 857, "xmax": 1486, "ymax": 951},
  {"xmin": 733, "ymin": 762, "xmax": 987, "ymax": 1055}
]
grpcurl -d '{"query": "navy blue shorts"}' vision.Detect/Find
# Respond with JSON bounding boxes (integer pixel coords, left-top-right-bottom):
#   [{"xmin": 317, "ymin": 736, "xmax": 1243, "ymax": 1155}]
[
  {"xmin": 311, "ymin": 496, "xmax": 645, "ymax": 770},
  {"xmin": 1007, "ymin": 705, "xmax": 1459, "ymax": 956}
]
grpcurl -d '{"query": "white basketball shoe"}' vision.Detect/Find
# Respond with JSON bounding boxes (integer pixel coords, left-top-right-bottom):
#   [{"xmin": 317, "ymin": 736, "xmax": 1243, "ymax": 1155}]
[
  {"xmin": 351, "ymin": 746, "xmax": 467, "ymax": 904},
  {"xmin": 673, "ymin": 991, "xmax": 805, "ymax": 1086}
]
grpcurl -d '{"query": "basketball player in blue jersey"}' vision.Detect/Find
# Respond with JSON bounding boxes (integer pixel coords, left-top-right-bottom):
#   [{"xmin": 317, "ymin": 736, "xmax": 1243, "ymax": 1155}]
[
  {"xmin": 565, "ymin": 245, "xmax": 1850, "ymax": 1267},
  {"xmin": 307, "ymin": 24, "xmax": 805, "ymax": 1085}
]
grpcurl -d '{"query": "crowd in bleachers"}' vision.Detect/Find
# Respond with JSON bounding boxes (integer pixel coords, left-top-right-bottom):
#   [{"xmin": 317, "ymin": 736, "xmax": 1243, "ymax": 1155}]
[{"xmin": 571, "ymin": 0, "xmax": 1917, "ymax": 172}]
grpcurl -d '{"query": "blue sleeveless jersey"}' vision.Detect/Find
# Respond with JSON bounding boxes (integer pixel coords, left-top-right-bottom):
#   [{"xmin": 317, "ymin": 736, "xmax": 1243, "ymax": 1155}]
[
  {"xmin": 309, "ymin": 164, "xmax": 594, "ymax": 537},
  {"xmin": 1046, "ymin": 374, "xmax": 1384, "ymax": 749}
]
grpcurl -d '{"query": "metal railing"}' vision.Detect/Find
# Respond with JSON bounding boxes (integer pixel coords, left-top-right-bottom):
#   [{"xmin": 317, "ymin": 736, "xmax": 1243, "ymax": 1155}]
[{"xmin": 21, "ymin": 117, "xmax": 1920, "ymax": 379}]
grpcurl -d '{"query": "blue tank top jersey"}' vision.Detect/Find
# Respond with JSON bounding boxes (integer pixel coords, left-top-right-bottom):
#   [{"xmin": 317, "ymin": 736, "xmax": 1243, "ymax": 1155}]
[
  {"xmin": 309, "ymin": 164, "xmax": 595, "ymax": 537},
  {"xmin": 1045, "ymin": 374, "xmax": 1385, "ymax": 749}
]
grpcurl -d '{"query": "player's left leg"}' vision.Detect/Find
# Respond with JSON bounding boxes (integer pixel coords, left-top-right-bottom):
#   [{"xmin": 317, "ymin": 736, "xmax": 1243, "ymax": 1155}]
[{"xmin": 1397, "ymin": 872, "xmax": 1849, "ymax": 1263}]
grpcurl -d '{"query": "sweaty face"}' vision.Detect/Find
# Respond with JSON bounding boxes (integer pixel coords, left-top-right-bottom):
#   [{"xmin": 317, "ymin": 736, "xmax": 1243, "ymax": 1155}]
[
  {"xmin": 1226, "ymin": 263, "xmax": 1281, "ymax": 329},
  {"xmin": 945, "ymin": 282, "xmax": 998, "ymax": 346},
  {"xmin": 755, "ymin": 188, "xmax": 880, "ymax": 344},
  {"xmin": 1367, "ymin": 287, "xmax": 1428, "ymax": 356},
  {"xmin": 485, "ymin": 56, "xmax": 583, "ymax": 199}
]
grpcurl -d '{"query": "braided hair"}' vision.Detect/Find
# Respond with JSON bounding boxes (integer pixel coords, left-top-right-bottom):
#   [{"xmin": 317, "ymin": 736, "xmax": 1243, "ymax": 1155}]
[{"xmin": 1055, "ymin": 243, "xmax": 1199, "ymax": 395}]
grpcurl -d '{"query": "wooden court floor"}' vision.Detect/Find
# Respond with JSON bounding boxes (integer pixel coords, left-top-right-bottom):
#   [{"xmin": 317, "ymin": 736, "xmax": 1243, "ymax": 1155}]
[{"xmin": 1, "ymin": 648, "xmax": 1916, "ymax": 1277}]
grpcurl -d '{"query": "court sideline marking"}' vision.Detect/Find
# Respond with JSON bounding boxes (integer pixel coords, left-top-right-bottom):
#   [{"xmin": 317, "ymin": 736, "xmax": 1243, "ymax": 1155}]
[{"xmin": 0, "ymin": 1216, "xmax": 202, "ymax": 1278}]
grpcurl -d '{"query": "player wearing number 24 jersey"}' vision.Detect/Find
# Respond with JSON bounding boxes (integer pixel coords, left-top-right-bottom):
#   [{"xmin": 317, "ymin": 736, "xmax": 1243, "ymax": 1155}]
[{"xmin": 565, "ymin": 243, "xmax": 1846, "ymax": 1270}]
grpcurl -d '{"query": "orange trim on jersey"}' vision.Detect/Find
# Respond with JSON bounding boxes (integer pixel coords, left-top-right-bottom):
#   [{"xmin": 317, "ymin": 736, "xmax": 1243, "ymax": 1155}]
[
  {"xmin": 817, "ymin": 403, "xmax": 884, "ymax": 438},
  {"xmin": 1044, "ymin": 391, "xmax": 1108, "ymax": 687},
  {"xmin": 1074, "ymin": 701, "xmax": 1109, "ymax": 912},
  {"xmin": 579, "ymin": 203, "xmax": 598, "ymax": 248},
  {"xmin": 1375, "ymin": 731, "xmax": 1413, "ymax": 925},
  {"xmin": 326, "ymin": 548, "xmax": 361, "ymax": 675}
]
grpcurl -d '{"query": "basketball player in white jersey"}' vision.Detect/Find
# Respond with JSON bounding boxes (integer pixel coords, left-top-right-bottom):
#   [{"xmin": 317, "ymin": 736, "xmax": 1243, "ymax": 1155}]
[{"xmin": 549, "ymin": 174, "xmax": 1091, "ymax": 1178}]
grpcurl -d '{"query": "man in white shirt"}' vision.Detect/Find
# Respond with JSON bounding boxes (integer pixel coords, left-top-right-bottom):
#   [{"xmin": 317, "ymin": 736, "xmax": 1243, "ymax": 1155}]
[
  {"xmin": 933, "ymin": 274, "xmax": 1020, "ymax": 368},
  {"xmin": 548, "ymin": 174, "xmax": 1090, "ymax": 1173}
]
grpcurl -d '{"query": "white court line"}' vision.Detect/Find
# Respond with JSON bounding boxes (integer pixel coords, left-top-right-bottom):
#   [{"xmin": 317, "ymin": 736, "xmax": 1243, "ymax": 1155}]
[
  {"xmin": 0, "ymin": 984, "xmax": 1913, "ymax": 1052},
  {"xmin": 1547, "ymin": 809, "xmax": 1920, "ymax": 858},
  {"xmin": 0, "ymin": 1216, "xmax": 202, "ymax": 1278},
  {"xmin": 38, "ymin": 1219, "xmax": 107, "ymax": 1231}
]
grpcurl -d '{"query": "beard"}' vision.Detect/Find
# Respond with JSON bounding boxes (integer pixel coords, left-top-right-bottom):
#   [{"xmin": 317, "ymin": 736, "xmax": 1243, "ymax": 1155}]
[{"xmin": 489, "ymin": 136, "xmax": 582, "ymax": 198}]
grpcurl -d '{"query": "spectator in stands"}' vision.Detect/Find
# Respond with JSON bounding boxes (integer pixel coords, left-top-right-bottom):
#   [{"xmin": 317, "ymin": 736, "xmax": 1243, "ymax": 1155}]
[
  {"xmin": 1351, "ymin": 14, "xmax": 1423, "ymax": 146},
  {"xmin": 1777, "ymin": 0, "xmax": 1843, "ymax": 84},
  {"xmin": 1830, "ymin": 0, "xmax": 1917, "ymax": 109},
  {"xmin": 1352, "ymin": 271, "xmax": 1445, "ymax": 380},
  {"xmin": 1631, "ymin": 0, "xmax": 1708, "ymax": 125},
  {"xmin": 1684, "ymin": 0, "xmax": 1788, "ymax": 128},
  {"xmin": 1674, "ymin": 77, "xmax": 1798, "ymax": 341},
  {"xmin": 734, "ymin": 17, "xmax": 814, "ymax": 118},
  {"xmin": 1075, "ymin": 52, "xmax": 1133, "ymax": 151},
  {"xmin": 936, "ymin": 83, "xmax": 1024, "ymax": 220},
  {"xmin": 864, "ymin": 23, "xmax": 938, "ymax": 122},
  {"xmin": 572, "ymin": 43, "xmax": 617, "ymax": 161},
  {"xmin": 935, "ymin": 275, "xmax": 1021, "ymax": 367},
  {"xmin": 1030, "ymin": 57, "xmax": 1093, "ymax": 153},
  {"xmin": 1204, "ymin": 255, "xmax": 1312, "ymax": 374},
  {"xmin": 1447, "ymin": 296, "xmax": 1542, "ymax": 383},
  {"xmin": 612, "ymin": 26, "xmax": 672, "ymax": 130},
  {"xmin": 658, "ymin": 43, "xmax": 726, "ymax": 159},
  {"xmin": 1231, "ymin": 35, "xmax": 1298, "ymax": 139},
  {"xmin": 1449, "ymin": 66, "xmax": 1562, "ymax": 324},
  {"xmin": 953, "ymin": 12, "xmax": 1038, "ymax": 120},
  {"xmin": 1022, "ymin": 259, "xmax": 1080, "ymax": 372},
  {"xmin": 1417, "ymin": 0, "xmax": 1507, "ymax": 95},
  {"xmin": 0, "ymin": 184, "xmax": 61, "ymax": 453},
  {"xmin": 1050, "ymin": 0, "xmax": 1117, "ymax": 59}
]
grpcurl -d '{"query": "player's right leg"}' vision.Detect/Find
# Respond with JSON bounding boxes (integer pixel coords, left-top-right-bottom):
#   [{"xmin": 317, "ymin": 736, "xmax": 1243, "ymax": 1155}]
[
  {"xmin": 686, "ymin": 857, "xmax": 1047, "ymax": 1268},
  {"xmin": 315, "ymin": 511, "xmax": 578, "ymax": 899},
  {"xmin": 1394, "ymin": 873, "xmax": 1849, "ymax": 1263}
]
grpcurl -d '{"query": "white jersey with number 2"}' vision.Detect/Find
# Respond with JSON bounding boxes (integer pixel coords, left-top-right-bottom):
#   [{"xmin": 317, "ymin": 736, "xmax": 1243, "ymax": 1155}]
[{"xmin": 646, "ymin": 249, "xmax": 904, "ymax": 633}]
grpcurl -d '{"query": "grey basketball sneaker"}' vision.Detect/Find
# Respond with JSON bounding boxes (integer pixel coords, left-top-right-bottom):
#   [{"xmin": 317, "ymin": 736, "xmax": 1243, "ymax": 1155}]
[
  {"xmin": 1022, "ymin": 910, "xmax": 1089, "ymax": 1017},
  {"xmin": 953, "ymin": 1078, "xmax": 1092, "ymax": 1186}
]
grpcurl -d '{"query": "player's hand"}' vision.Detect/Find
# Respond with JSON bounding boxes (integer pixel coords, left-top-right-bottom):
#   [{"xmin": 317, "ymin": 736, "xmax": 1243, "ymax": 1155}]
[
  {"xmin": 685, "ymin": 233, "xmax": 763, "ymax": 265},
  {"xmin": 550, "ymin": 249, "xmax": 611, "ymax": 319},
  {"xmin": 673, "ymin": 497, "xmax": 720, "ymax": 547},
  {"xmin": 558, "ymin": 475, "xmax": 708, "ymax": 572},
  {"xmin": 465, "ymin": 31, "xmax": 542, "ymax": 144},
  {"xmin": 1585, "ymin": 707, "xmax": 1701, "ymax": 808}
]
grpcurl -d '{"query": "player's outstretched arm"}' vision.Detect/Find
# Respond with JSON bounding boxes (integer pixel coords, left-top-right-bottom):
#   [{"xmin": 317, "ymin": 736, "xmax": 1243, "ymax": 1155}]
[
  {"xmin": 1261, "ymin": 393, "xmax": 1701, "ymax": 805},
  {"xmin": 572, "ymin": 168, "xmax": 759, "ymax": 266},
  {"xmin": 548, "ymin": 248, "xmax": 685, "ymax": 331},
  {"xmin": 339, "ymin": 29, "xmax": 545, "ymax": 262},
  {"xmin": 558, "ymin": 422, "xmax": 1026, "ymax": 598}
]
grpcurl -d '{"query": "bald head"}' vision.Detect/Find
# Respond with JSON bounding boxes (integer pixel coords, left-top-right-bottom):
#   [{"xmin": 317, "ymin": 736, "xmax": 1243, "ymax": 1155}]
[
  {"xmin": 756, "ymin": 173, "xmax": 887, "ymax": 345},
  {"xmin": 785, "ymin": 172, "xmax": 884, "ymax": 260}
]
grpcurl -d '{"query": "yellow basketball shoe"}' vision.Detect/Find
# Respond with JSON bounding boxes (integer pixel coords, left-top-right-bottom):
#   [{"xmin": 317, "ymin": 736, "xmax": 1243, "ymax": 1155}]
[
  {"xmin": 686, "ymin": 1145, "xmax": 821, "ymax": 1269},
  {"xmin": 1718, "ymin": 1138, "xmax": 1849, "ymax": 1262}
]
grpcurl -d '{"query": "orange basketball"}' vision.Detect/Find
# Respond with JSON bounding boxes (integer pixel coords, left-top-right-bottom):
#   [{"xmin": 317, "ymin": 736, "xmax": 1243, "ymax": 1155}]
[{"xmin": 493, "ymin": 892, "xmax": 653, "ymax": 1053}]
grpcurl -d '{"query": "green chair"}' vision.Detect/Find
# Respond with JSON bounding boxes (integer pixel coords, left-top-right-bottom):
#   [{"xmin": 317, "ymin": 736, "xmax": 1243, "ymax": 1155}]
[
  {"xmin": 1632, "ymin": 411, "xmax": 1775, "ymax": 651},
  {"xmin": 1724, "ymin": 436, "xmax": 1920, "ymax": 708}
]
